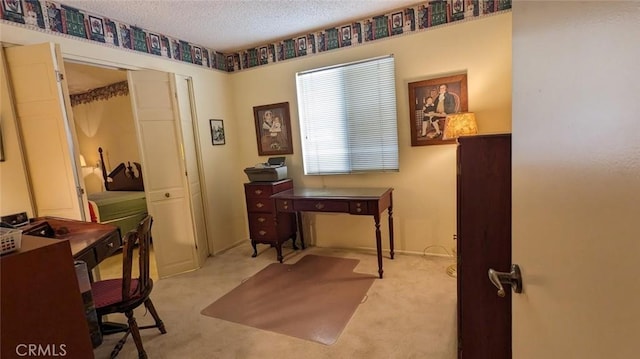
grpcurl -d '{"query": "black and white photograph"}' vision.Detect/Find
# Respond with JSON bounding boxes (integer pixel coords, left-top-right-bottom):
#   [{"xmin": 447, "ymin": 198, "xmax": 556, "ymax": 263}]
[{"xmin": 210, "ymin": 119, "xmax": 225, "ymax": 145}]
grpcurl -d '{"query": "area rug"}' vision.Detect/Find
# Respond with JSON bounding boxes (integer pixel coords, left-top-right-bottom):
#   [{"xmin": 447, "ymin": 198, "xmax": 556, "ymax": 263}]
[{"xmin": 200, "ymin": 254, "xmax": 376, "ymax": 345}]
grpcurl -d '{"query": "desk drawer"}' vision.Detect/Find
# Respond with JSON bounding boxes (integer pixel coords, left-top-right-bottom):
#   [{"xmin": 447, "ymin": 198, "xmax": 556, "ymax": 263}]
[
  {"xmin": 244, "ymin": 180, "xmax": 293, "ymax": 199},
  {"xmin": 94, "ymin": 233, "xmax": 121, "ymax": 262},
  {"xmin": 76, "ymin": 250, "xmax": 97, "ymax": 270},
  {"xmin": 246, "ymin": 198, "xmax": 275, "ymax": 213},
  {"xmin": 249, "ymin": 222, "xmax": 278, "ymax": 242},
  {"xmin": 349, "ymin": 201, "xmax": 372, "ymax": 215},
  {"xmin": 275, "ymin": 199, "xmax": 295, "ymax": 212},
  {"xmin": 294, "ymin": 199, "xmax": 349, "ymax": 213}
]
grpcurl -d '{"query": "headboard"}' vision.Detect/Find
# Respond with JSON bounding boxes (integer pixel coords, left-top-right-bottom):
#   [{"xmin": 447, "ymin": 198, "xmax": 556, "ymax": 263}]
[{"xmin": 98, "ymin": 147, "xmax": 144, "ymax": 191}]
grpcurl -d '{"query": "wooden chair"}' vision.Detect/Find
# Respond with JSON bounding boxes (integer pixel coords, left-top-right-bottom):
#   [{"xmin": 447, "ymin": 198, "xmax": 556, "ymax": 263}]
[{"xmin": 91, "ymin": 215, "xmax": 166, "ymax": 358}]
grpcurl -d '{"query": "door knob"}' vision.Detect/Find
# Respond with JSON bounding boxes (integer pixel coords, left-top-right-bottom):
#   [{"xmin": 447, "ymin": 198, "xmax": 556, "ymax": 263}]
[{"xmin": 488, "ymin": 264, "xmax": 523, "ymax": 297}]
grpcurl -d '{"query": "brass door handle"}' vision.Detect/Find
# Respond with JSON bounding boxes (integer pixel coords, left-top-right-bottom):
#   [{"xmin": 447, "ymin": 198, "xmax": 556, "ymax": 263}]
[
  {"xmin": 254, "ymin": 189, "xmax": 263, "ymax": 195},
  {"xmin": 488, "ymin": 264, "xmax": 523, "ymax": 297},
  {"xmin": 256, "ymin": 203, "xmax": 264, "ymax": 208},
  {"xmin": 315, "ymin": 203, "xmax": 325, "ymax": 210}
]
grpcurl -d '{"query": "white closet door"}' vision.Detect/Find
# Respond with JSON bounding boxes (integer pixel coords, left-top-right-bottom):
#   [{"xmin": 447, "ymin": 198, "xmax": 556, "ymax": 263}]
[
  {"xmin": 175, "ymin": 75, "xmax": 210, "ymax": 266},
  {"xmin": 4, "ymin": 43, "xmax": 86, "ymax": 220},
  {"xmin": 128, "ymin": 69, "xmax": 198, "ymax": 278}
]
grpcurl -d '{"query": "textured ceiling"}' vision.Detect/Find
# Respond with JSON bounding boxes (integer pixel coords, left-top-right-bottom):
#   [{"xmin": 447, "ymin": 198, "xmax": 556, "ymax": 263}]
[
  {"xmin": 64, "ymin": 61, "xmax": 127, "ymax": 94},
  {"xmin": 57, "ymin": 0, "xmax": 421, "ymax": 53}
]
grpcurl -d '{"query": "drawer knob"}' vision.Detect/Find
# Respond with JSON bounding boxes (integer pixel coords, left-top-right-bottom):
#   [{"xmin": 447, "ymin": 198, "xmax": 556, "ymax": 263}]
[
  {"xmin": 164, "ymin": 192, "xmax": 170, "ymax": 198},
  {"xmin": 256, "ymin": 203, "xmax": 264, "ymax": 208},
  {"xmin": 284, "ymin": 205, "xmax": 288, "ymax": 210},
  {"xmin": 255, "ymin": 189, "xmax": 263, "ymax": 195},
  {"xmin": 356, "ymin": 203, "xmax": 361, "ymax": 207},
  {"xmin": 258, "ymin": 217, "xmax": 266, "ymax": 223},
  {"xmin": 315, "ymin": 203, "xmax": 325, "ymax": 210},
  {"xmin": 259, "ymin": 230, "xmax": 266, "ymax": 236},
  {"xmin": 107, "ymin": 242, "xmax": 114, "ymax": 248},
  {"xmin": 356, "ymin": 208, "xmax": 362, "ymax": 213}
]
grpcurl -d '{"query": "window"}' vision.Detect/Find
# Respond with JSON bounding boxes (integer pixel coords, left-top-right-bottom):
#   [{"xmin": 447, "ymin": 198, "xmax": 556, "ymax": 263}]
[{"xmin": 296, "ymin": 55, "xmax": 398, "ymax": 175}]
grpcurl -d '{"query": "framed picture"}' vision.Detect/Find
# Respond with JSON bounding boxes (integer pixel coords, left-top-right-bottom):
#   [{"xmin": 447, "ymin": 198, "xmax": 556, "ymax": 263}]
[
  {"xmin": 210, "ymin": 119, "xmax": 225, "ymax": 145},
  {"xmin": 408, "ymin": 73, "xmax": 468, "ymax": 146},
  {"xmin": 253, "ymin": 102, "xmax": 293, "ymax": 156}
]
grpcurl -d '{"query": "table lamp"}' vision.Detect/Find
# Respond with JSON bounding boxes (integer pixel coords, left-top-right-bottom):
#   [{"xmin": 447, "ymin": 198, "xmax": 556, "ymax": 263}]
[{"xmin": 442, "ymin": 112, "xmax": 478, "ymax": 140}]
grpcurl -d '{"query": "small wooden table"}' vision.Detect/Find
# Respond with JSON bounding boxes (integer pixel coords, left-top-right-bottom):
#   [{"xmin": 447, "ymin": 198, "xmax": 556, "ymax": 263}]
[{"xmin": 271, "ymin": 187, "xmax": 394, "ymax": 278}]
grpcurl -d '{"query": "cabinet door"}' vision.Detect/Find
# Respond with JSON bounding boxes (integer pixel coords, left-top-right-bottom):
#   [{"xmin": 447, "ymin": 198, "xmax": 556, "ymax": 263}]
[
  {"xmin": 3, "ymin": 43, "xmax": 87, "ymax": 220},
  {"xmin": 457, "ymin": 134, "xmax": 511, "ymax": 359},
  {"xmin": 128, "ymin": 69, "xmax": 198, "ymax": 278}
]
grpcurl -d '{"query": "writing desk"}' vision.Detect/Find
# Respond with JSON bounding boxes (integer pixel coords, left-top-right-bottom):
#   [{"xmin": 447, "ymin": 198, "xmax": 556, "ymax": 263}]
[
  {"xmin": 271, "ymin": 187, "xmax": 394, "ymax": 278},
  {"xmin": 22, "ymin": 217, "xmax": 121, "ymax": 271}
]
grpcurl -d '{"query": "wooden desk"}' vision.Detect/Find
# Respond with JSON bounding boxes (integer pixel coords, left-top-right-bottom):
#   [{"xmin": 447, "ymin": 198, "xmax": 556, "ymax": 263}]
[
  {"xmin": 271, "ymin": 187, "xmax": 394, "ymax": 278},
  {"xmin": 22, "ymin": 217, "xmax": 121, "ymax": 271}
]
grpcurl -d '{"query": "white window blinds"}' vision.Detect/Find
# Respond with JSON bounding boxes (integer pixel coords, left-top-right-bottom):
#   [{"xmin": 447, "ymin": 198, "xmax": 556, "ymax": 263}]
[{"xmin": 296, "ymin": 55, "xmax": 399, "ymax": 175}]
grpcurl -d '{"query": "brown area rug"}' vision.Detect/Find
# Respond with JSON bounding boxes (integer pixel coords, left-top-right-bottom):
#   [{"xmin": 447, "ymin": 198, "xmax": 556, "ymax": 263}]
[{"xmin": 201, "ymin": 254, "xmax": 376, "ymax": 345}]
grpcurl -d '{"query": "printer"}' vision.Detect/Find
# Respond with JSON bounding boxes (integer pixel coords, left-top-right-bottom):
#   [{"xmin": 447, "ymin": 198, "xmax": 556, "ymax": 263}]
[{"xmin": 244, "ymin": 157, "xmax": 288, "ymax": 182}]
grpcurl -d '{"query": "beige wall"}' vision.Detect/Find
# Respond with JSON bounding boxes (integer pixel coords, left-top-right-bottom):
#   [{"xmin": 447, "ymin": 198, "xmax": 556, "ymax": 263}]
[
  {"xmin": 232, "ymin": 13, "xmax": 512, "ymax": 254},
  {"xmin": 72, "ymin": 94, "xmax": 139, "ymax": 194},
  {"xmin": 0, "ymin": 12, "xmax": 511, "ymax": 255},
  {"xmin": 0, "ymin": 24, "xmax": 242, "ymax": 253}
]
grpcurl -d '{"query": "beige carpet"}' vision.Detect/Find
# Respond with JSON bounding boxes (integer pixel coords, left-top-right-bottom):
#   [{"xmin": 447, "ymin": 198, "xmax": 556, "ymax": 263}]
[
  {"xmin": 94, "ymin": 244, "xmax": 457, "ymax": 359},
  {"xmin": 201, "ymin": 254, "xmax": 376, "ymax": 345}
]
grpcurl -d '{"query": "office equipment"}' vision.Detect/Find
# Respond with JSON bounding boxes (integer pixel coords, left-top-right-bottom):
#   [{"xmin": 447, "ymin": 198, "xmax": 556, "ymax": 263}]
[
  {"xmin": 271, "ymin": 187, "xmax": 395, "ymax": 278},
  {"xmin": 244, "ymin": 179, "xmax": 299, "ymax": 262},
  {"xmin": 243, "ymin": 156, "xmax": 288, "ymax": 182}
]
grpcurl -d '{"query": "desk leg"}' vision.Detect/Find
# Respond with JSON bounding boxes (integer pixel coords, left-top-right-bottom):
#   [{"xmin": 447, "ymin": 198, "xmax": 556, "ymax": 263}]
[
  {"xmin": 251, "ymin": 240, "xmax": 258, "ymax": 258},
  {"xmin": 374, "ymin": 213, "xmax": 383, "ymax": 279},
  {"xmin": 296, "ymin": 211, "xmax": 306, "ymax": 249},
  {"xmin": 388, "ymin": 203, "xmax": 395, "ymax": 260}
]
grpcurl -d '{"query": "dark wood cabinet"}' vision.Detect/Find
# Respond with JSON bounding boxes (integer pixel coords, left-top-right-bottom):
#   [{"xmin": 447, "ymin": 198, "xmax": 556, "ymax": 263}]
[
  {"xmin": 1, "ymin": 236, "xmax": 95, "ymax": 358},
  {"xmin": 457, "ymin": 134, "xmax": 512, "ymax": 359},
  {"xmin": 244, "ymin": 179, "xmax": 297, "ymax": 262}
]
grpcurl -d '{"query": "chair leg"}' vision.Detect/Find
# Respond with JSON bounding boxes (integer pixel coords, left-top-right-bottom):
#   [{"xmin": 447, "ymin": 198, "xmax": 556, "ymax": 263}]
[
  {"xmin": 125, "ymin": 310, "xmax": 147, "ymax": 359},
  {"xmin": 144, "ymin": 298, "xmax": 167, "ymax": 334}
]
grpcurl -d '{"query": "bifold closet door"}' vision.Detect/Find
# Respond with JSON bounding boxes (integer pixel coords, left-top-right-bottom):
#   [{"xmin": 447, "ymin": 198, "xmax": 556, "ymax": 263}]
[
  {"xmin": 3, "ymin": 43, "xmax": 87, "ymax": 220},
  {"xmin": 128, "ymin": 69, "xmax": 198, "ymax": 278}
]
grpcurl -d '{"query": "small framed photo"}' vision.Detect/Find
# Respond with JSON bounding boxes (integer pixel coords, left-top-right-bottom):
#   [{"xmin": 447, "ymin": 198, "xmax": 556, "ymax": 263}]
[
  {"xmin": 210, "ymin": 119, "xmax": 225, "ymax": 145},
  {"xmin": 408, "ymin": 74, "xmax": 468, "ymax": 146},
  {"xmin": 253, "ymin": 102, "xmax": 293, "ymax": 156}
]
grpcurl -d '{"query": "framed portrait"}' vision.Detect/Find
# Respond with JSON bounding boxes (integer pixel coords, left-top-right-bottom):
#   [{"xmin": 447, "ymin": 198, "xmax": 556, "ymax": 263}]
[
  {"xmin": 253, "ymin": 102, "xmax": 293, "ymax": 156},
  {"xmin": 408, "ymin": 73, "xmax": 468, "ymax": 146},
  {"xmin": 210, "ymin": 119, "xmax": 225, "ymax": 145}
]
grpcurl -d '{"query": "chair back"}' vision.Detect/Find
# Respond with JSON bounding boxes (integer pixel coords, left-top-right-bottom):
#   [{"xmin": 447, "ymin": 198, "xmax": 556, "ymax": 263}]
[{"xmin": 121, "ymin": 215, "xmax": 153, "ymax": 302}]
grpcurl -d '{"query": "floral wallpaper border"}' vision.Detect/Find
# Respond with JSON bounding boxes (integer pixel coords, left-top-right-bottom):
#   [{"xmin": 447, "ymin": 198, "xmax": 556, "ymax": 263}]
[
  {"xmin": 1, "ymin": 0, "xmax": 511, "ymax": 73},
  {"xmin": 69, "ymin": 80, "xmax": 128, "ymax": 106}
]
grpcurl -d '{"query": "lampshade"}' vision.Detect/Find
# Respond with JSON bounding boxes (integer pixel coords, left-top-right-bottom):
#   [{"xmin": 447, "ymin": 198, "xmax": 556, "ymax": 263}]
[
  {"xmin": 79, "ymin": 154, "xmax": 87, "ymax": 167},
  {"xmin": 442, "ymin": 112, "xmax": 478, "ymax": 140}
]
